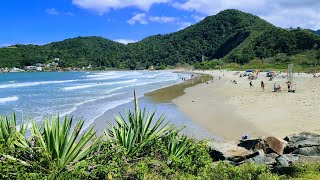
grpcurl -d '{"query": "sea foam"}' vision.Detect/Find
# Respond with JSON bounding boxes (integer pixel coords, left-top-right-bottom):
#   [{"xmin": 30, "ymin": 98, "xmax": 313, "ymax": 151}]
[
  {"xmin": 63, "ymin": 79, "xmax": 138, "ymax": 91},
  {"xmin": 0, "ymin": 96, "xmax": 19, "ymax": 104},
  {"xmin": 0, "ymin": 80, "xmax": 77, "ymax": 89}
]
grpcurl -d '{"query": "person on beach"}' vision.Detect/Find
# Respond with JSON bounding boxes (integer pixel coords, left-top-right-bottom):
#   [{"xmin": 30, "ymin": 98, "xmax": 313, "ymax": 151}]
[
  {"xmin": 261, "ymin": 81, "xmax": 265, "ymax": 91},
  {"xmin": 249, "ymin": 81, "xmax": 253, "ymax": 88},
  {"xmin": 274, "ymin": 83, "xmax": 277, "ymax": 92},
  {"xmin": 287, "ymin": 81, "xmax": 291, "ymax": 92},
  {"xmin": 277, "ymin": 84, "xmax": 282, "ymax": 92}
]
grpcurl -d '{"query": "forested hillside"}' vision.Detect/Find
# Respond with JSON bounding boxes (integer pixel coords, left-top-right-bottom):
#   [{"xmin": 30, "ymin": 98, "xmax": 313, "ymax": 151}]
[{"xmin": 1, "ymin": 9, "xmax": 320, "ymax": 69}]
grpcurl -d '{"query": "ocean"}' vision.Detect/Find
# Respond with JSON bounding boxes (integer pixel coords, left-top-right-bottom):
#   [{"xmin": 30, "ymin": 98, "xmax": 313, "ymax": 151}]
[{"xmin": 0, "ymin": 71, "xmax": 216, "ymax": 139}]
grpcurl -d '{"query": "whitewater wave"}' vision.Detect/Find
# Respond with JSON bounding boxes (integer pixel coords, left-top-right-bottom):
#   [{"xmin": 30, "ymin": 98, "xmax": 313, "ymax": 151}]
[
  {"xmin": 86, "ymin": 74, "xmax": 127, "ymax": 81},
  {"xmin": 0, "ymin": 96, "xmax": 19, "ymax": 104},
  {"xmin": 63, "ymin": 79, "xmax": 138, "ymax": 91},
  {"xmin": 59, "ymin": 92, "xmax": 124, "ymax": 117},
  {"xmin": 0, "ymin": 80, "xmax": 77, "ymax": 89},
  {"xmin": 81, "ymin": 98, "xmax": 133, "ymax": 132},
  {"xmin": 85, "ymin": 72, "xmax": 116, "ymax": 78}
]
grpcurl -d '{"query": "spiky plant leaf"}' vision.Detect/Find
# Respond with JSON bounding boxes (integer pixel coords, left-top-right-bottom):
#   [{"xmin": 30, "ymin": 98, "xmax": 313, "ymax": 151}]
[
  {"xmin": 108, "ymin": 90, "xmax": 172, "ymax": 156},
  {"xmin": 31, "ymin": 115, "xmax": 100, "ymax": 171}
]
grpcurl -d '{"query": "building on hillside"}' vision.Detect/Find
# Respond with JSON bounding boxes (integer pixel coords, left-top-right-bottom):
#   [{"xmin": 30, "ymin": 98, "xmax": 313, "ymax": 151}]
[
  {"xmin": 36, "ymin": 67, "xmax": 43, "ymax": 71},
  {"xmin": 25, "ymin": 66, "xmax": 37, "ymax": 71}
]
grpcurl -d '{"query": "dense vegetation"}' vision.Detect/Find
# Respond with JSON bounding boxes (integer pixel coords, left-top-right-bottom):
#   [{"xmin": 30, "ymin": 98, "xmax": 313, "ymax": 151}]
[
  {"xmin": 0, "ymin": 91, "xmax": 319, "ymax": 179},
  {"xmin": 1, "ymin": 9, "xmax": 320, "ymax": 70}
]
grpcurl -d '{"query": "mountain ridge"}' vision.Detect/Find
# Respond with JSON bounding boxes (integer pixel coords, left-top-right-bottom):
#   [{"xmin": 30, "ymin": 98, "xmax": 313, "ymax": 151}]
[{"xmin": 1, "ymin": 9, "xmax": 319, "ymax": 69}]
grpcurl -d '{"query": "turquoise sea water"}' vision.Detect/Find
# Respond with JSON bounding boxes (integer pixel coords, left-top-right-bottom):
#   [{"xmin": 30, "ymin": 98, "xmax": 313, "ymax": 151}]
[
  {"xmin": 0, "ymin": 71, "xmax": 217, "ymax": 139},
  {"xmin": 0, "ymin": 71, "xmax": 184, "ymax": 124}
]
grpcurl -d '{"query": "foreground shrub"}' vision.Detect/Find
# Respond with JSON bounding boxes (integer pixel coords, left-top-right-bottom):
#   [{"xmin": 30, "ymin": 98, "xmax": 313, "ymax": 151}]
[
  {"xmin": 31, "ymin": 116, "xmax": 100, "ymax": 172},
  {"xmin": 107, "ymin": 90, "xmax": 171, "ymax": 156},
  {"xmin": 0, "ymin": 113, "xmax": 29, "ymax": 149},
  {"xmin": 65, "ymin": 141, "xmax": 128, "ymax": 179}
]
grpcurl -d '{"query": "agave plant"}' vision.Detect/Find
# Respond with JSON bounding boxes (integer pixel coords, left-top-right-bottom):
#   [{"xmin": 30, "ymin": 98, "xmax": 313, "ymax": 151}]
[
  {"xmin": 107, "ymin": 90, "xmax": 171, "ymax": 155},
  {"xmin": 31, "ymin": 116, "xmax": 100, "ymax": 171},
  {"xmin": 0, "ymin": 113, "xmax": 30, "ymax": 149},
  {"xmin": 167, "ymin": 131, "xmax": 190, "ymax": 159}
]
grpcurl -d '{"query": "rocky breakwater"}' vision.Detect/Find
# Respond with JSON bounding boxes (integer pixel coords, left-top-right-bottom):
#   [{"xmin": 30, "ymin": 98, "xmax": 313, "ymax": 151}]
[{"xmin": 209, "ymin": 132, "xmax": 320, "ymax": 169}]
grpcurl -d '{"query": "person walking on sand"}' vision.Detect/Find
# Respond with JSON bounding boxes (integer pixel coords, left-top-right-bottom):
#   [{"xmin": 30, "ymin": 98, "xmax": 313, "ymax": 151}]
[
  {"xmin": 249, "ymin": 81, "xmax": 253, "ymax": 88},
  {"xmin": 261, "ymin": 81, "xmax": 265, "ymax": 91}
]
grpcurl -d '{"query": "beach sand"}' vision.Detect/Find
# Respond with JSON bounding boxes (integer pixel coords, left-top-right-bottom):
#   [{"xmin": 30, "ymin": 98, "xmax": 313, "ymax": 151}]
[{"xmin": 173, "ymin": 70, "xmax": 320, "ymax": 141}]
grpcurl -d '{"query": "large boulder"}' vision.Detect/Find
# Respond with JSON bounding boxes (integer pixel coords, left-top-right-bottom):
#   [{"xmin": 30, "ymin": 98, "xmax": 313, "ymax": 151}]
[
  {"xmin": 284, "ymin": 132, "xmax": 320, "ymax": 143},
  {"xmin": 208, "ymin": 141, "xmax": 256, "ymax": 162},
  {"xmin": 265, "ymin": 137, "xmax": 288, "ymax": 155},
  {"xmin": 238, "ymin": 138, "xmax": 268, "ymax": 151},
  {"xmin": 276, "ymin": 154, "xmax": 300, "ymax": 167},
  {"xmin": 287, "ymin": 138, "xmax": 320, "ymax": 149},
  {"xmin": 246, "ymin": 155, "xmax": 277, "ymax": 166},
  {"xmin": 292, "ymin": 146, "xmax": 320, "ymax": 156}
]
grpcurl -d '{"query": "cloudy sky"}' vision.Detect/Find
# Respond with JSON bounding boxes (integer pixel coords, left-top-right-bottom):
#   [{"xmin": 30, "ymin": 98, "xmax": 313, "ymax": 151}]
[{"xmin": 1, "ymin": 0, "xmax": 320, "ymax": 46}]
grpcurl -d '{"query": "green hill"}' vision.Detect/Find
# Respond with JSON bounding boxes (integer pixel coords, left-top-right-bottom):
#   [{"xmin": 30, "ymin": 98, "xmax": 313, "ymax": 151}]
[{"xmin": 1, "ymin": 9, "xmax": 320, "ymax": 69}]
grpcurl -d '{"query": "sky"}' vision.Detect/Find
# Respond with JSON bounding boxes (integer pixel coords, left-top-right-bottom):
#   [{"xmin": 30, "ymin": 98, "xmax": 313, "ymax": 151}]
[{"xmin": 1, "ymin": 0, "xmax": 320, "ymax": 46}]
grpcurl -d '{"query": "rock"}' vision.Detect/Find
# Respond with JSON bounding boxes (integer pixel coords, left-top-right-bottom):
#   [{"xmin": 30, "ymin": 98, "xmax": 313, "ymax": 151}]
[
  {"xmin": 247, "ymin": 155, "xmax": 277, "ymax": 166},
  {"xmin": 276, "ymin": 154, "xmax": 300, "ymax": 167},
  {"xmin": 238, "ymin": 138, "xmax": 266, "ymax": 151},
  {"xmin": 292, "ymin": 146, "xmax": 320, "ymax": 156},
  {"xmin": 285, "ymin": 139, "xmax": 320, "ymax": 154},
  {"xmin": 208, "ymin": 141, "xmax": 255, "ymax": 162},
  {"xmin": 266, "ymin": 153, "xmax": 279, "ymax": 159},
  {"xmin": 238, "ymin": 139, "xmax": 261, "ymax": 150},
  {"xmin": 276, "ymin": 156, "xmax": 290, "ymax": 167},
  {"xmin": 265, "ymin": 137, "xmax": 288, "ymax": 155},
  {"xmin": 284, "ymin": 132, "xmax": 320, "ymax": 143}
]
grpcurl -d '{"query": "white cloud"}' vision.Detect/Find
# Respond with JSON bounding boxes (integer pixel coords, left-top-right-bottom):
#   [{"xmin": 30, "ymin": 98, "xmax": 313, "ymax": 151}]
[
  {"xmin": 192, "ymin": 15, "xmax": 205, "ymax": 22},
  {"xmin": 127, "ymin": 13, "xmax": 179, "ymax": 25},
  {"xmin": 72, "ymin": 0, "xmax": 169, "ymax": 15},
  {"xmin": 127, "ymin": 13, "xmax": 148, "ymax": 25},
  {"xmin": 0, "ymin": 44, "xmax": 13, "ymax": 48},
  {"xmin": 174, "ymin": 0, "xmax": 320, "ymax": 30},
  {"xmin": 45, "ymin": 8, "xmax": 60, "ymax": 15},
  {"xmin": 149, "ymin": 16, "xmax": 178, "ymax": 24},
  {"xmin": 45, "ymin": 8, "xmax": 74, "ymax": 16},
  {"xmin": 114, "ymin": 39, "xmax": 138, "ymax": 44},
  {"xmin": 177, "ymin": 22, "xmax": 192, "ymax": 30}
]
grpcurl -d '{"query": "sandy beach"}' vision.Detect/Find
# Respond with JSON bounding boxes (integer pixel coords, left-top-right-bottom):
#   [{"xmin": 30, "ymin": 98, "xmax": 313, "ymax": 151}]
[{"xmin": 173, "ymin": 70, "xmax": 320, "ymax": 141}]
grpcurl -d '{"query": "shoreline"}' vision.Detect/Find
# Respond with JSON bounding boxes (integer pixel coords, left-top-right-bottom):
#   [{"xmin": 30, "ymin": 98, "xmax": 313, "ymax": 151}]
[{"xmin": 85, "ymin": 72, "xmax": 220, "ymax": 140}]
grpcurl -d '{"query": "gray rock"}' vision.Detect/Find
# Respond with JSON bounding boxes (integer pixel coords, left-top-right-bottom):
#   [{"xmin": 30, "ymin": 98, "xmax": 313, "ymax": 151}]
[
  {"xmin": 246, "ymin": 154, "xmax": 277, "ymax": 166},
  {"xmin": 266, "ymin": 153, "xmax": 279, "ymax": 159},
  {"xmin": 285, "ymin": 138, "xmax": 320, "ymax": 153},
  {"xmin": 276, "ymin": 154, "xmax": 300, "ymax": 167},
  {"xmin": 276, "ymin": 157, "xmax": 290, "ymax": 167},
  {"xmin": 238, "ymin": 139, "xmax": 264, "ymax": 150},
  {"xmin": 208, "ymin": 141, "xmax": 255, "ymax": 162},
  {"xmin": 292, "ymin": 146, "xmax": 320, "ymax": 156},
  {"xmin": 284, "ymin": 132, "xmax": 320, "ymax": 143}
]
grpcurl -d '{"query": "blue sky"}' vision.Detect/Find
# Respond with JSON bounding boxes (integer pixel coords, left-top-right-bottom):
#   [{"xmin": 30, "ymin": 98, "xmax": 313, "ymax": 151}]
[{"xmin": 1, "ymin": 0, "xmax": 320, "ymax": 46}]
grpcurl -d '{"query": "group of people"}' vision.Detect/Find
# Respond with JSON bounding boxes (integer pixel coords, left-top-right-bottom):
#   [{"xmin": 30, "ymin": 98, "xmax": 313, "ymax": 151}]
[{"xmin": 249, "ymin": 80, "xmax": 286, "ymax": 92}]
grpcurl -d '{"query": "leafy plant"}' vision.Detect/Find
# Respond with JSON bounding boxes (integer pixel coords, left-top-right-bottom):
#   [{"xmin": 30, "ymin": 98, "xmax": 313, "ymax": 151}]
[
  {"xmin": 107, "ymin": 90, "xmax": 171, "ymax": 156},
  {"xmin": 0, "ymin": 113, "xmax": 30, "ymax": 149},
  {"xmin": 167, "ymin": 131, "xmax": 190, "ymax": 159},
  {"xmin": 31, "ymin": 115, "xmax": 100, "ymax": 171}
]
